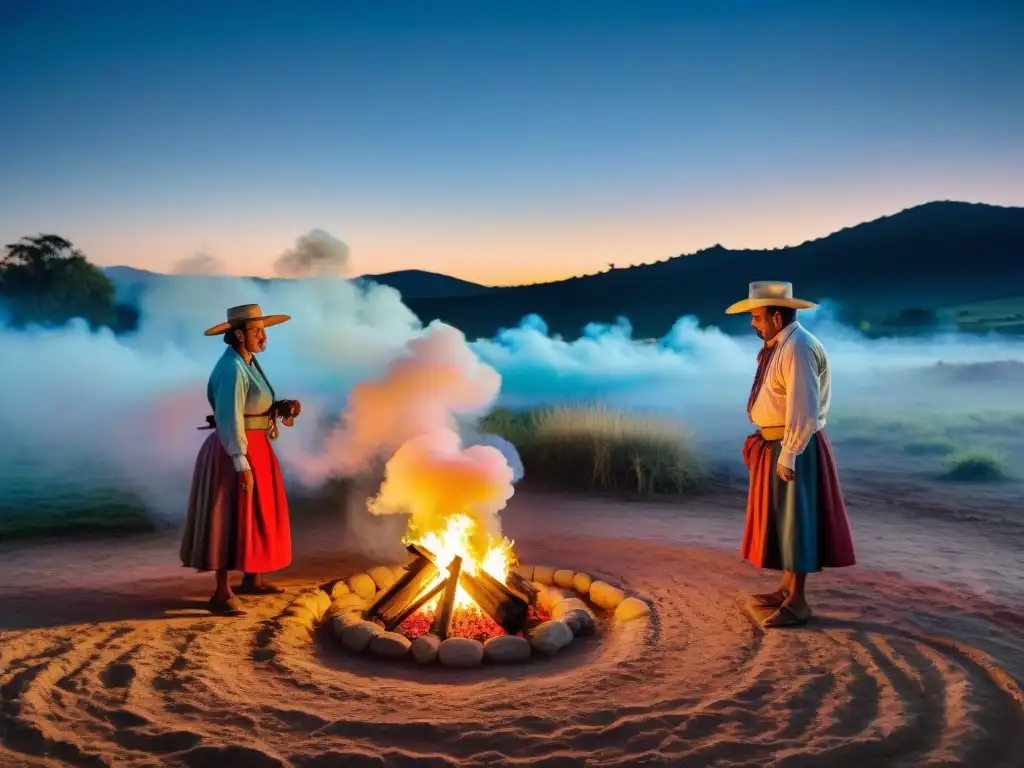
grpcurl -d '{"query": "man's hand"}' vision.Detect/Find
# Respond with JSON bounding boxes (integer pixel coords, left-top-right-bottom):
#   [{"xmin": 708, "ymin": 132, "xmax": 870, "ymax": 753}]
[
  {"xmin": 238, "ymin": 470, "xmax": 254, "ymax": 493},
  {"xmin": 777, "ymin": 463, "xmax": 795, "ymax": 483}
]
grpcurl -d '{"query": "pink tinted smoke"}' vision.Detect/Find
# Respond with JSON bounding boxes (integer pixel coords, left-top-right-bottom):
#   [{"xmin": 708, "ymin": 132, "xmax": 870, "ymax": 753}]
[{"xmin": 333, "ymin": 322, "xmax": 501, "ymax": 474}]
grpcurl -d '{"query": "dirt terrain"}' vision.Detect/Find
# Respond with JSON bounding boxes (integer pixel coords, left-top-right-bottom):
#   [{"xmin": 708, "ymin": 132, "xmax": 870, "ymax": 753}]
[{"xmin": 2, "ymin": 472, "xmax": 1023, "ymax": 768}]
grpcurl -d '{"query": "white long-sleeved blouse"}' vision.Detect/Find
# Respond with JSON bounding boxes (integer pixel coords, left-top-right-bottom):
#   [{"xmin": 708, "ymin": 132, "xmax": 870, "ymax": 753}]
[{"xmin": 749, "ymin": 321, "xmax": 831, "ymax": 471}]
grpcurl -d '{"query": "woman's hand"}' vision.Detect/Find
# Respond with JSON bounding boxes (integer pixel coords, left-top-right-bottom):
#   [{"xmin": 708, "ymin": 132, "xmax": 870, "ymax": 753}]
[
  {"xmin": 277, "ymin": 399, "xmax": 302, "ymax": 426},
  {"xmin": 238, "ymin": 470, "xmax": 254, "ymax": 493}
]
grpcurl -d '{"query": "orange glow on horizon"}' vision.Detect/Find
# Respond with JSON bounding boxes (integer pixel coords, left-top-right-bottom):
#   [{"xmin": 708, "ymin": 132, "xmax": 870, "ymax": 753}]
[{"xmin": 65, "ymin": 186, "xmax": 1024, "ymax": 288}]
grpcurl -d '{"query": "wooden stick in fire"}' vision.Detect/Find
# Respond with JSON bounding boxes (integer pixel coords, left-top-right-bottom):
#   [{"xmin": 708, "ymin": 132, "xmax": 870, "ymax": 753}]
[
  {"xmin": 430, "ymin": 555, "xmax": 463, "ymax": 640},
  {"xmin": 364, "ymin": 555, "xmax": 439, "ymax": 624},
  {"xmin": 384, "ymin": 577, "xmax": 448, "ymax": 632},
  {"xmin": 504, "ymin": 570, "xmax": 539, "ymax": 606},
  {"xmin": 406, "ymin": 541, "xmax": 528, "ymax": 635},
  {"xmin": 459, "ymin": 569, "xmax": 528, "ymax": 635}
]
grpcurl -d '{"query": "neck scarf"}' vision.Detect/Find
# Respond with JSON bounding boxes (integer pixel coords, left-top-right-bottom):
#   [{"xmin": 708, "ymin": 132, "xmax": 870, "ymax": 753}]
[{"xmin": 747, "ymin": 342, "xmax": 778, "ymax": 420}]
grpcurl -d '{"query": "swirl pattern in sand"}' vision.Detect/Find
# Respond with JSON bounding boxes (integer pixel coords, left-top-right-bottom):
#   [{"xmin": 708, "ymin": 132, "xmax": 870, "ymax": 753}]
[{"xmin": 1, "ymin": 494, "xmax": 1024, "ymax": 767}]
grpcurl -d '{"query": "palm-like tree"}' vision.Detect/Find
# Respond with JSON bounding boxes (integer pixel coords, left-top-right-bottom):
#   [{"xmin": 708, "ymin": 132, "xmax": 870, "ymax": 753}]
[
  {"xmin": 3, "ymin": 233, "xmax": 78, "ymax": 265},
  {"xmin": 0, "ymin": 234, "xmax": 116, "ymax": 328}
]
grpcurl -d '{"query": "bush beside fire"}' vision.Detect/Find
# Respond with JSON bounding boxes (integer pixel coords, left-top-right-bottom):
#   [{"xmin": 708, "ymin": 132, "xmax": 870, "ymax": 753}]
[{"xmin": 481, "ymin": 403, "xmax": 706, "ymax": 495}]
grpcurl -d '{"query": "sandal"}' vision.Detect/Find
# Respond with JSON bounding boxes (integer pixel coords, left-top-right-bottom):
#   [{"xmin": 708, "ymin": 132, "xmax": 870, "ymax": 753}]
[
  {"xmin": 749, "ymin": 591, "xmax": 788, "ymax": 608},
  {"xmin": 235, "ymin": 582, "xmax": 284, "ymax": 595},
  {"xmin": 208, "ymin": 596, "xmax": 246, "ymax": 616},
  {"xmin": 762, "ymin": 604, "xmax": 812, "ymax": 628}
]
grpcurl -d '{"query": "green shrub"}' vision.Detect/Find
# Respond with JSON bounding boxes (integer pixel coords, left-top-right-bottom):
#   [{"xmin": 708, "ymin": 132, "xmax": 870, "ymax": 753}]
[
  {"xmin": 940, "ymin": 450, "xmax": 1009, "ymax": 482},
  {"xmin": 482, "ymin": 403, "xmax": 705, "ymax": 495}
]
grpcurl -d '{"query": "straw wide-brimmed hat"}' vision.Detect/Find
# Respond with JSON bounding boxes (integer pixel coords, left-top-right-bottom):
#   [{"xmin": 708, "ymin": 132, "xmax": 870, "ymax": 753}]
[
  {"xmin": 203, "ymin": 304, "xmax": 292, "ymax": 336},
  {"xmin": 725, "ymin": 281, "xmax": 818, "ymax": 315}
]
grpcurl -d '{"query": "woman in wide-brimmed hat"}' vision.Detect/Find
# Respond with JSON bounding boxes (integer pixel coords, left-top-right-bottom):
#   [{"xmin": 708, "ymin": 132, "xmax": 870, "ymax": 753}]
[{"xmin": 180, "ymin": 304, "xmax": 302, "ymax": 615}]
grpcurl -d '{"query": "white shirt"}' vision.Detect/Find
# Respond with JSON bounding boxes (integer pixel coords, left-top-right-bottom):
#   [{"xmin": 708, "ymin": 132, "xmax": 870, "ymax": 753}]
[{"xmin": 749, "ymin": 322, "xmax": 831, "ymax": 471}]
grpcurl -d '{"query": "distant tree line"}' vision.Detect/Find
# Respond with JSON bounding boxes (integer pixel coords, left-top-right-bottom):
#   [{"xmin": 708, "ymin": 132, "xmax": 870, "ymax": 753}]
[{"xmin": 0, "ymin": 234, "xmax": 138, "ymax": 332}]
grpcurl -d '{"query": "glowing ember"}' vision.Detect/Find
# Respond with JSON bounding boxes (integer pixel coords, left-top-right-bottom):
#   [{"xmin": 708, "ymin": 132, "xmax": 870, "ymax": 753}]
[
  {"xmin": 404, "ymin": 512, "xmax": 515, "ymax": 614},
  {"xmin": 397, "ymin": 603, "xmax": 552, "ymax": 643},
  {"xmin": 397, "ymin": 609, "xmax": 504, "ymax": 643}
]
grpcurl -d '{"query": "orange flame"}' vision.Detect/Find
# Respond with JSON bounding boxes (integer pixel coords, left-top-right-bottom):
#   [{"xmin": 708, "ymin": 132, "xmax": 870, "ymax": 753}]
[{"xmin": 406, "ymin": 513, "xmax": 515, "ymax": 613}]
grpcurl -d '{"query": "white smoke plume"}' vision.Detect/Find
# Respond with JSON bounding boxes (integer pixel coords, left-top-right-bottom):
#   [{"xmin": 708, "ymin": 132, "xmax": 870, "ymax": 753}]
[
  {"xmin": 2, "ymin": 251, "xmax": 1023, "ymax": 558},
  {"xmin": 299, "ymin": 322, "xmax": 515, "ymax": 564}
]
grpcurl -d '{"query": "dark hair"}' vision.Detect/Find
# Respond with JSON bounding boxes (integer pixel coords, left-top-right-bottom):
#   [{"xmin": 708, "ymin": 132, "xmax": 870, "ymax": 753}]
[
  {"xmin": 763, "ymin": 305, "xmax": 797, "ymax": 326},
  {"xmin": 222, "ymin": 323, "xmax": 245, "ymax": 347}
]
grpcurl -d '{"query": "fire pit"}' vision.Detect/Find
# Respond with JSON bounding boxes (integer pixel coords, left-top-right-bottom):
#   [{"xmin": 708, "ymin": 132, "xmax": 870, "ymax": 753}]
[
  {"xmin": 367, "ymin": 540, "xmax": 534, "ymax": 632},
  {"xmin": 264, "ymin": 556, "xmax": 652, "ymax": 670},
  {"xmin": 259, "ymin": 510, "xmax": 652, "ymax": 669}
]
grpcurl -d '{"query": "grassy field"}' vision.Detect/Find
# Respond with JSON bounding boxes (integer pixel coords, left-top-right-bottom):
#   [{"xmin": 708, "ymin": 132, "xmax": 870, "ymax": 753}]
[
  {"xmin": 4, "ymin": 402, "xmax": 1017, "ymax": 543},
  {"xmin": 941, "ymin": 295, "xmax": 1024, "ymax": 333},
  {"xmin": 0, "ymin": 500, "xmax": 156, "ymax": 541},
  {"xmin": 0, "ymin": 474, "xmax": 357, "ymax": 542},
  {"xmin": 826, "ymin": 409, "xmax": 1021, "ymax": 482},
  {"xmin": 481, "ymin": 403, "xmax": 707, "ymax": 496},
  {"xmin": 846, "ymin": 294, "xmax": 1024, "ymax": 337}
]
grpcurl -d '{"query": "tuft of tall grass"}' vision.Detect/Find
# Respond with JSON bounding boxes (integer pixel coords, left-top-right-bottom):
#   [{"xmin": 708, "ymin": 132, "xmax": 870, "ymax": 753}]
[
  {"xmin": 481, "ymin": 403, "xmax": 705, "ymax": 495},
  {"xmin": 0, "ymin": 500, "xmax": 156, "ymax": 540},
  {"xmin": 940, "ymin": 450, "xmax": 1010, "ymax": 483}
]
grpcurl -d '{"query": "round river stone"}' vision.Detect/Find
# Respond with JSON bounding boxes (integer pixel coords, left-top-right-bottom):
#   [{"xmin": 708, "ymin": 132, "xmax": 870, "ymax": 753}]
[
  {"xmin": 411, "ymin": 633, "xmax": 441, "ymax": 664},
  {"xmin": 614, "ymin": 596, "xmax": 651, "ymax": 622},
  {"xmin": 589, "ymin": 580, "xmax": 626, "ymax": 610},
  {"xmin": 527, "ymin": 619, "xmax": 574, "ymax": 656},
  {"xmin": 553, "ymin": 569, "xmax": 576, "ymax": 589},
  {"xmin": 346, "ymin": 572, "xmax": 378, "ymax": 602},
  {"xmin": 484, "ymin": 635, "xmax": 531, "ymax": 663},
  {"xmin": 572, "ymin": 572, "xmax": 593, "ymax": 595},
  {"xmin": 339, "ymin": 621, "xmax": 381, "ymax": 652},
  {"xmin": 438, "ymin": 637, "xmax": 484, "ymax": 668},
  {"xmin": 367, "ymin": 565, "xmax": 397, "ymax": 591},
  {"xmin": 532, "ymin": 565, "xmax": 555, "ymax": 585},
  {"xmin": 370, "ymin": 632, "xmax": 412, "ymax": 658}
]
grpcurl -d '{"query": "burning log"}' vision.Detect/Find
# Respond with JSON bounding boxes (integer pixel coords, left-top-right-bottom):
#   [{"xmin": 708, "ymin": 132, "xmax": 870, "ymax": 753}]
[
  {"xmin": 460, "ymin": 569, "xmax": 528, "ymax": 635},
  {"xmin": 407, "ymin": 542, "xmax": 529, "ymax": 636},
  {"xmin": 430, "ymin": 556, "xmax": 463, "ymax": 639},
  {"xmin": 364, "ymin": 555, "xmax": 440, "ymax": 626},
  {"xmin": 505, "ymin": 570, "xmax": 539, "ymax": 606},
  {"xmin": 384, "ymin": 577, "xmax": 448, "ymax": 632}
]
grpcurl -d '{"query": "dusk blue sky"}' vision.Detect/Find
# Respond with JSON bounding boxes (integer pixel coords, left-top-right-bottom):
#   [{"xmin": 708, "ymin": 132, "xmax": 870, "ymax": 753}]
[{"xmin": 1, "ymin": 1, "xmax": 1021, "ymax": 285}]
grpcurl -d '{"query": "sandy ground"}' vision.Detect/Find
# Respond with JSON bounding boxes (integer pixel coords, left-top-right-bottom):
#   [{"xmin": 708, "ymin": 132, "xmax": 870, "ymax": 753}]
[{"xmin": 2, "ymin": 478, "xmax": 1024, "ymax": 768}]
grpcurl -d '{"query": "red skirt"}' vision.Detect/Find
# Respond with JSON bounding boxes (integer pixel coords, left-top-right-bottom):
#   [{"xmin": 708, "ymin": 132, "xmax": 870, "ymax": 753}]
[{"xmin": 180, "ymin": 429, "xmax": 292, "ymax": 573}]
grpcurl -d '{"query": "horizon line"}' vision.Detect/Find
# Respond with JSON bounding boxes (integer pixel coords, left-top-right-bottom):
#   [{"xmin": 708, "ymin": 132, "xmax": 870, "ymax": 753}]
[{"xmin": 40, "ymin": 197, "xmax": 1020, "ymax": 288}]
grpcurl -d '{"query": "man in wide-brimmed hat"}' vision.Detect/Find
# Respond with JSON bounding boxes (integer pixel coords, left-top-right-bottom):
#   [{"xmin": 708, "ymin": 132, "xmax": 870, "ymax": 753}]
[
  {"xmin": 179, "ymin": 304, "xmax": 302, "ymax": 615},
  {"xmin": 726, "ymin": 282, "xmax": 856, "ymax": 627}
]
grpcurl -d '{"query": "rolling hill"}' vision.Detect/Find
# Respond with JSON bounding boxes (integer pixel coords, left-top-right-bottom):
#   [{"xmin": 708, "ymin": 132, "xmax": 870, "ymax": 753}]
[
  {"xmin": 102, "ymin": 201, "xmax": 1024, "ymax": 339},
  {"xmin": 102, "ymin": 266, "xmax": 491, "ymax": 302},
  {"xmin": 402, "ymin": 201, "xmax": 1024, "ymax": 338},
  {"xmin": 353, "ymin": 270, "xmax": 491, "ymax": 299}
]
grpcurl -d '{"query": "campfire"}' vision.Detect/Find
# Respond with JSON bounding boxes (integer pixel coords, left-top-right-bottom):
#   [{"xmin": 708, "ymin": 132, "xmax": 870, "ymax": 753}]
[
  {"xmin": 361, "ymin": 514, "xmax": 542, "ymax": 642},
  {"xmin": 260, "ymin": 325, "xmax": 652, "ymax": 668}
]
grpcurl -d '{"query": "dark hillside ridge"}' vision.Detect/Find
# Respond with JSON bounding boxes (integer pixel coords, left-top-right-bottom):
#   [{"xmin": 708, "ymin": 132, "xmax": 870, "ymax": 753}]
[{"xmin": 402, "ymin": 201, "xmax": 1024, "ymax": 338}]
